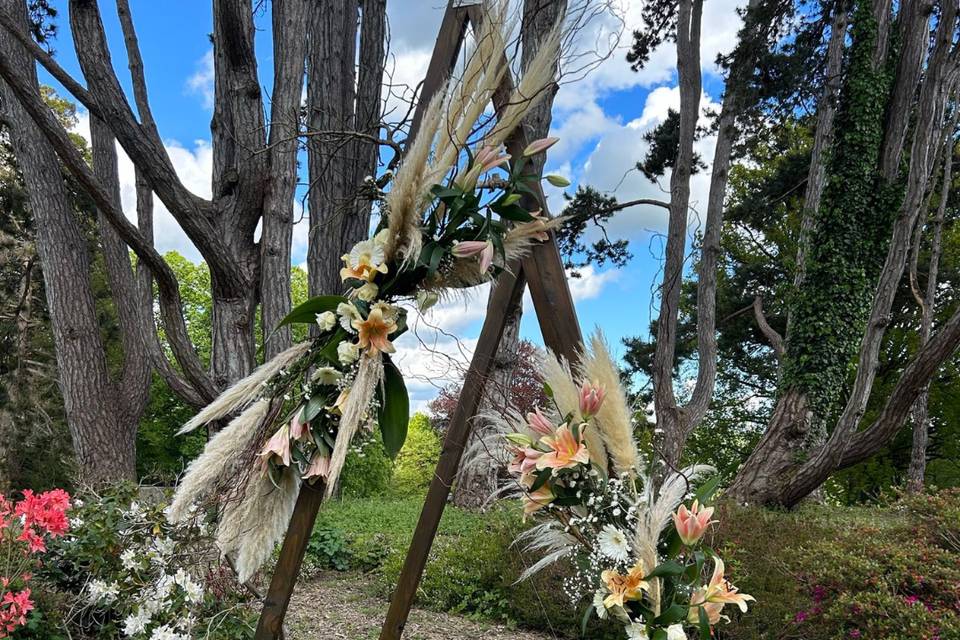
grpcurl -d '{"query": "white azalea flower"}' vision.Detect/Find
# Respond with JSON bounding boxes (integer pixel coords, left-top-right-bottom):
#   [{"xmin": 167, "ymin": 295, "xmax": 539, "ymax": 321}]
[
  {"xmin": 597, "ymin": 525, "xmax": 632, "ymax": 562},
  {"xmin": 625, "ymin": 623, "xmax": 649, "ymax": 640},
  {"xmin": 122, "ymin": 607, "xmax": 151, "ymax": 637},
  {"xmin": 337, "ymin": 341, "xmax": 360, "ymax": 365},
  {"xmin": 120, "ymin": 548, "xmax": 139, "ymax": 570},
  {"xmin": 315, "ymin": 311, "xmax": 336, "ymax": 331}
]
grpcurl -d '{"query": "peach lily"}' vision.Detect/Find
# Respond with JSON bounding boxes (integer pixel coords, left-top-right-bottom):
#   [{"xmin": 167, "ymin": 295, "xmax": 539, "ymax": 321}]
[
  {"xmin": 259, "ymin": 425, "xmax": 292, "ymax": 467},
  {"xmin": 352, "ymin": 305, "xmax": 398, "ymax": 355},
  {"xmin": 673, "ymin": 500, "xmax": 716, "ymax": 545},
  {"xmin": 302, "ymin": 453, "xmax": 331, "ymax": 481},
  {"xmin": 601, "ymin": 561, "xmax": 649, "ymax": 609},
  {"xmin": 289, "ymin": 412, "xmax": 311, "ymax": 442},
  {"xmin": 522, "ymin": 483, "xmax": 555, "ymax": 518},
  {"xmin": 536, "ymin": 423, "xmax": 590, "ymax": 470},
  {"xmin": 688, "ymin": 558, "xmax": 754, "ymax": 623},
  {"xmin": 475, "ymin": 144, "xmax": 511, "ymax": 173}
]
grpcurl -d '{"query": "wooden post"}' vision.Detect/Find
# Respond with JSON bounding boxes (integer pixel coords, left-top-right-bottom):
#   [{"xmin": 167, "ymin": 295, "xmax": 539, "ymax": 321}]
[{"xmin": 254, "ymin": 481, "xmax": 326, "ymax": 640}]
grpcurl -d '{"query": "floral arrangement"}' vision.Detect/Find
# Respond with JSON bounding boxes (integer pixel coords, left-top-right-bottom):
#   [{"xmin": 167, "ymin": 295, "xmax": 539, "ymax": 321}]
[
  {"xmin": 488, "ymin": 333, "xmax": 754, "ymax": 639},
  {"xmin": 169, "ymin": 3, "xmax": 567, "ymax": 583},
  {"xmin": 0, "ymin": 489, "xmax": 71, "ymax": 638},
  {"xmin": 39, "ymin": 486, "xmax": 254, "ymax": 639}
]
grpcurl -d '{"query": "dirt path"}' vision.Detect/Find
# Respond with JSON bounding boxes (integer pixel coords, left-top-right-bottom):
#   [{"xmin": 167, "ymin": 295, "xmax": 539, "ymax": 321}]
[{"xmin": 285, "ymin": 571, "xmax": 555, "ymax": 640}]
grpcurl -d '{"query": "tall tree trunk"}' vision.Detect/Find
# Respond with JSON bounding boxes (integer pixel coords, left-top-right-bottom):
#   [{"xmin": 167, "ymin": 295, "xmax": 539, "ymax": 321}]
[
  {"xmin": 653, "ymin": 0, "xmax": 702, "ymax": 469},
  {"xmin": 306, "ymin": 0, "xmax": 360, "ymax": 296},
  {"xmin": 453, "ymin": 0, "xmax": 564, "ymax": 509},
  {"xmin": 906, "ymin": 106, "xmax": 956, "ymax": 493},
  {"xmin": 731, "ymin": 0, "xmax": 958, "ymax": 506},
  {"xmin": 208, "ymin": 0, "xmax": 265, "ymax": 385},
  {"xmin": 261, "ymin": 0, "xmax": 309, "ymax": 358},
  {"xmin": 0, "ymin": 0, "xmax": 135, "ymax": 483}
]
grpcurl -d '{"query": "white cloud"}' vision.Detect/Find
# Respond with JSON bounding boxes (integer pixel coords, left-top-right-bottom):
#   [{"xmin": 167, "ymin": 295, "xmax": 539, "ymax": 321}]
[
  {"xmin": 186, "ymin": 50, "xmax": 215, "ymax": 110},
  {"xmin": 73, "ymin": 111, "xmax": 212, "ymax": 262},
  {"xmin": 572, "ymin": 86, "xmax": 722, "ymax": 240}
]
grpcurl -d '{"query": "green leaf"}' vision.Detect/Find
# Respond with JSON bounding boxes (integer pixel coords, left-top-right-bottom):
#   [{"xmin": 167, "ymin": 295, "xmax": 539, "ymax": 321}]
[
  {"xmin": 529, "ymin": 467, "xmax": 552, "ymax": 492},
  {"xmin": 580, "ymin": 604, "xmax": 593, "ymax": 637},
  {"xmin": 652, "ymin": 630, "xmax": 667, "ymax": 640},
  {"xmin": 694, "ymin": 475, "xmax": 721, "ymax": 504},
  {"xmin": 303, "ymin": 394, "xmax": 328, "ymax": 423},
  {"xmin": 698, "ymin": 605, "xmax": 711, "ymax": 639},
  {"xmin": 277, "ymin": 295, "xmax": 347, "ymax": 328},
  {"xmin": 645, "ymin": 560, "xmax": 686, "ymax": 580},
  {"xmin": 378, "ymin": 356, "xmax": 409, "ymax": 457},
  {"xmin": 654, "ymin": 603, "xmax": 689, "ymax": 626},
  {"xmin": 495, "ymin": 203, "xmax": 535, "ymax": 222}
]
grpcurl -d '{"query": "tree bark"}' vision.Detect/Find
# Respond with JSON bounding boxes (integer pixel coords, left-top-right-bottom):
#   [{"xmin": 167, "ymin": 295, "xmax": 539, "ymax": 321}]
[
  {"xmin": 906, "ymin": 104, "xmax": 956, "ymax": 493},
  {"xmin": 261, "ymin": 0, "xmax": 309, "ymax": 358},
  {"xmin": 306, "ymin": 0, "xmax": 360, "ymax": 297},
  {"xmin": 0, "ymin": 0, "xmax": 135, "ymax": 483}
]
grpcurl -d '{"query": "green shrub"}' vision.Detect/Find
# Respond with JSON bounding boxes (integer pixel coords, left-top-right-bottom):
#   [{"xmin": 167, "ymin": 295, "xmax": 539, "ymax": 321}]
[
  {"xmin": 391, "ymin": 413, "xmax": 441, "ymax": 495},
  {"xmin": 712, "ymin": 493, "xmax": 960, "ymax": 640},
  {"xmin": 339, "ymin": 428, "xmax": 394, "ymax": 498}
]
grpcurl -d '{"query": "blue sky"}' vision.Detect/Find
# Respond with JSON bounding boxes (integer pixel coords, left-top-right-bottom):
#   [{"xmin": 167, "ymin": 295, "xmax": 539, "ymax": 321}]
[{"xmin": 40, "ymin": 0, "xmax": 747, "ymax": 409}]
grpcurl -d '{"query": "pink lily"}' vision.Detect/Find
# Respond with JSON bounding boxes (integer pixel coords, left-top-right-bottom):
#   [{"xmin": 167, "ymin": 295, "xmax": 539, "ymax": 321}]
[
  {"xmin": 578, "ymin": 380, "xmax": 606, "ymax": 418},
  {"xmin": 259, "ymin": 425, "xmax": 292, "ymax": 467},
  {"xmin": 289, "ymin": 412, "xmax": 311, "ymax": 441},
  {"xmin": 508, "ymin": 446, "xmax": 542, "ymax": 475},
  {"xmin": 451, "ymin": 239, "xmax": 495, "ymax": 272},
  {"xmin": 673, "ymin": 499, "xmax": 716, "ymax": 545},
  {"xmin": 475, "ymin": 145, "xmax": 511, "ymax": 173},
  {"xmin": 688, "ymin": 558, "xmax": 755, "ymax": 624},
  {"xmin": 526, "ymin": 408, "xmax": 554, "ymax": 436},
  {"xmin": 536, "ymin": 423, "xmax": 590, "ymax": 470},
  {"xmin": 522, "ymin": 136, "xmax": 559, "ymax": 157},
  {"xmin": 302, "ymin": 452, "xmax": 331, "ymax": 481}
]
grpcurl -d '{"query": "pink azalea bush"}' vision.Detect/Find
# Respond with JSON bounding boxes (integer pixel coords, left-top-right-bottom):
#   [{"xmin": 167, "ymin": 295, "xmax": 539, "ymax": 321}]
[{"xmin": 0, "ymin": 489, "xmax": 71, "ymax": 638}]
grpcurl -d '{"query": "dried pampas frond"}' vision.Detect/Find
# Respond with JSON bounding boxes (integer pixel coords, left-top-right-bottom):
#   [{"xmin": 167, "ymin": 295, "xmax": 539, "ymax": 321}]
[
  {"xmin": 168, "ymin": 399, "xmax": 270, "ymax": 523},
  {"xmin": 178, "ymin": 342, "xmax": 310, "ymax": 434},
  {"xmin": 512, "ymin": 521, "xmax": 576, "ymax": 582},
  {"xmin": 217, "ymin": 468, "xmax": 301, "ymax": 583},
  {"xmin": 580, "ymin": 332, "xmax": 637, "ymax": 475},
  {"xmin": 324, "ymin": 354, "xmax": 384, "ymax": 497},
  {"xmin": 485, "ymin": 21, "xmax": 563, "ymax": 150}
]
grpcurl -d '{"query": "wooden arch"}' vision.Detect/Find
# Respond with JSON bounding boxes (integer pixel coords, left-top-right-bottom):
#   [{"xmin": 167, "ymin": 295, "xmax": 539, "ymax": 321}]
[{"xmin": 254, "ymin": 2, "xmax": 582, "ymax": 637}]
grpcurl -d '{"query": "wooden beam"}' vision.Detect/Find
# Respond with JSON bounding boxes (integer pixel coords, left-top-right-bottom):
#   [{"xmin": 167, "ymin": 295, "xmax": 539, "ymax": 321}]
[
  {"xmin": 379, "ymin": 264, "xmax": 527, "ymax": 640},
  {"xmin": 254, "ymin": 481, "xmax": 326, "ymax": 640}
]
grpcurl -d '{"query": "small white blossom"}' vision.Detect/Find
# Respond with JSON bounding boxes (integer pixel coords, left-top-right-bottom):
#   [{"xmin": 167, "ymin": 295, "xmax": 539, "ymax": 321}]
[
  {"xmin": 120, "ymin": 548, "xmax": 139, "ymax": 570},
  {"xmin": 122, "ymin": 607, "xmax": 152, "ymax": 637}
]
